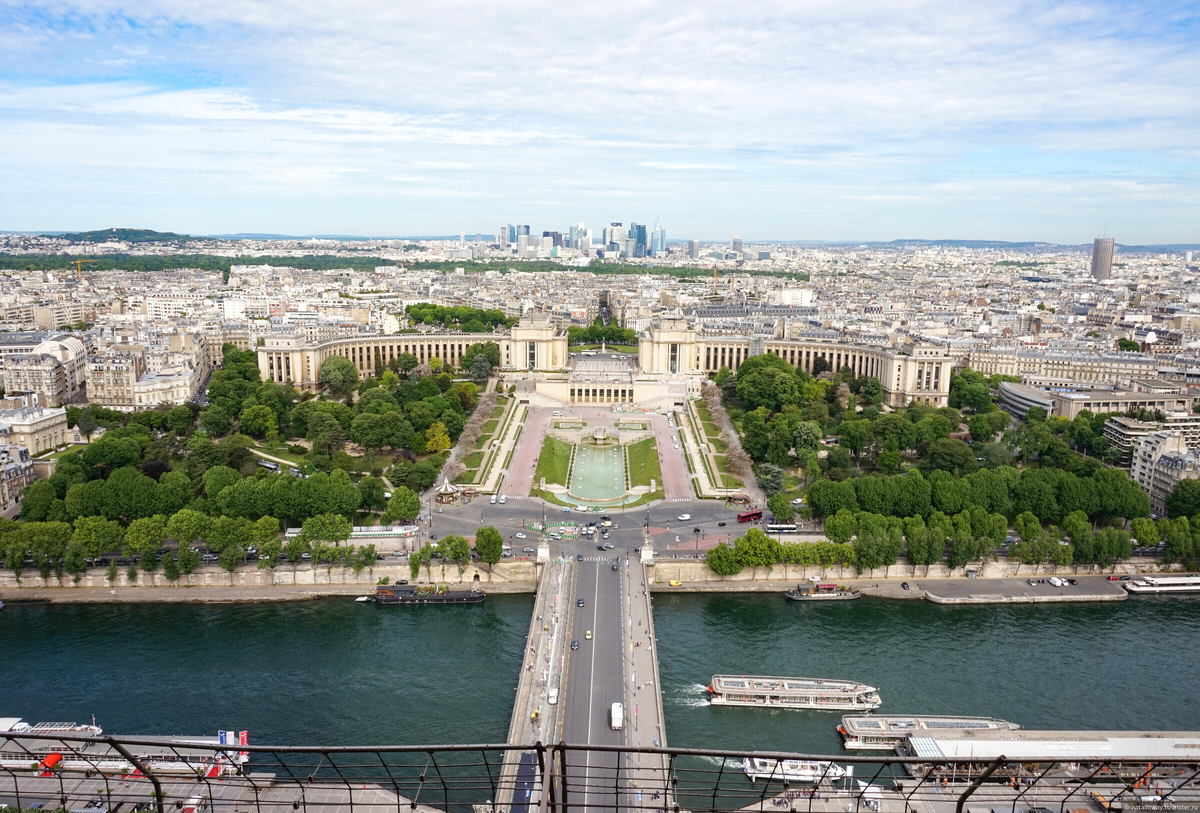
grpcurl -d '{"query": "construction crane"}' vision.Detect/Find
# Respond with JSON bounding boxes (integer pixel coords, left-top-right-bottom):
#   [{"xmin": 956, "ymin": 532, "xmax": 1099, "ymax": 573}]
[{"xmin": 72, "ymin": 259, "xmax": 98, "ymax": 282}]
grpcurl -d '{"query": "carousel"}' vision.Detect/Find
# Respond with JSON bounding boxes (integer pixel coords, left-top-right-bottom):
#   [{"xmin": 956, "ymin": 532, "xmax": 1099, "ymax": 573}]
[{"xmin": 434, "ymin": 479, "xmax": 461, "ymax": 504}]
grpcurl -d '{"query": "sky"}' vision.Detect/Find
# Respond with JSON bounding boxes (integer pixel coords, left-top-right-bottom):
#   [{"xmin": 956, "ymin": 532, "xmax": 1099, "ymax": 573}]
[{"xmin": 1, "ymin": 0, "xmax": 1198, "ymax": 243}]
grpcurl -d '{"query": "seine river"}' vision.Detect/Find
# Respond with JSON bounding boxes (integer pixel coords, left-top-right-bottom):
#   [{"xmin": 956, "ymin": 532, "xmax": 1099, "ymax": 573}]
[{"xmin": 2, "ymin": 594, "xmax": 1199, "ymax": 752}]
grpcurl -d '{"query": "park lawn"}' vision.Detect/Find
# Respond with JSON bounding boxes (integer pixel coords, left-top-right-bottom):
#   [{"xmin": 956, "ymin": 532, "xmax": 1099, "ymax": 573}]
[
  {"xmin": 255, "ymin": 444, "xmax": 308, "ymax": 466},
  {"xmin": 482, "ymin": 419, "xmax": 500, "ymax": 434},
  {"xmin": 695, "ymin": 404, "xmax": 714, "ymax": 423},
  {"xmin": 457, "ymin": 468, "xmax": 478, "ymax": 484},
  {"xmin": 462, "ymin": 451, "xmax": 485, "ymax": 469},
  {"xmin": 572, "ymin": 343, "xmax": 638, "ymax": 353},
  {"xmin": 721, "ymin": 474, "xmax": 742, "ymax": 489},
  {"xmin": 714, "ymin": 455, "xmax": 732, "ymax": 473},
  {"xmin": 41, "ymin": 444, "xmax": 90, "ymax": 459},
  {"xmin": 627, "ymin": 437, "xmax": 662, "ymax": 488},
  {"xmin": 535, "ymin": 437, "xmax": 573, "ymax": 486}
]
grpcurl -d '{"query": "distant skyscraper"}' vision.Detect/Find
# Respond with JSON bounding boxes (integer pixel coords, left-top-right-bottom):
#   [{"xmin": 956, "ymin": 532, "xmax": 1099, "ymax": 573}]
[
  {"xmin": 517, "ymin": 225, "xmax": 530, "ymax": 237},
  {"xmin": 651, "ymin": 228, "xmax": 666, "ymax": 255},
  {"xmin": 731, "ymin": 235, "xmax": 743, "ymax": 253},
  {"xmin": 633, "ymin": 224, "xmax": 648, "ymax": 258},
  {"xmin": 506, "ymin": 224, "xmax": 517, "ymax": 244},
  {"xmin": 688, "ymin": 240, "xmax": 699, "ymax": 259},
  {"xmin": 1091, "ymin": 237, "xmax": 1115, "ymax": 281}
]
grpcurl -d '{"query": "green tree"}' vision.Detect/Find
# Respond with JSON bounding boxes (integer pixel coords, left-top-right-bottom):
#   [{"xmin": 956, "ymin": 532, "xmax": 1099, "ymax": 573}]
[
  {"xmin": 967, "ymin": 414, "xmax": 994, "ymax": 442},
  {"xmin": 319, "ymin": 354, "xmax": 360, "ymax": 397},
  {"xmin": 824, "ymin": 509, "xmax": 858, "ymax": 545},
  {"xmin": 380, "ymin": 486, "xmax": 421, "ymax": 525},
  {"xmin": 166, "ymin": 405, "xmax": 195, "ymax": 434},
  {"xmin": 125, "ymin": 515, "xmax": 167, "ymax": 574},
  {"xmin": 706, "ymin": 542, "xmax": 743, "ymax": 577},
  {"xmin": 444, "ymin": 534, "xmax": 471, "ymax": 579},
  {"xmin": 177, "ymin": 545, "xmax": 201, "ymax": 575},
  {"xmin": 733, "ymin": 527, "xmax": 781, "ymax": 578},
  {"xmin": 1131, "ymin": 517, "xmax": 1159, "ymax": 547},
  {"xmin": 239, "ymin": 404, "xmax": 279, "ymax": 439},
  {"xmin": 1166, "ymin": 479, "xmax": 1200, "ymax": 519},
  {"xmin": 301, "ymin": 512, "xmax": 353, "ymax": 548},
  {"xmin": 20, "ymin": 479, "xmax": 59, "ymax": 522},
  {"xmin": 72, "ymin": 515, "xmax": 124, "ymax": 558},
  {"xmin": 792, "ymin": 420, "xmax": 821, "ymax": 453},
  {"xmin": 474, "ymin": 525, "xmax": 504, "ymax": 572},
  {"xmin": 357, "ymin": 476, "xmax": 387, "ymax": 511},
  {"xmin": 203, "ymin": 465, "xmax": 241, "ymax": 502},
  {"xmin": 307, "ymin": 410, "xmax": 348, "ymax": 453},
  {"xmin": 767, "ymin": 492, "xmax": 795, "ymax": 522},
  {"xmin": 167, "ymin": 509, "xmax": 212, "ymax": 550},
  {"xmin": 837, "ymin": 420, "xmax": 871, "ymax": 459}
]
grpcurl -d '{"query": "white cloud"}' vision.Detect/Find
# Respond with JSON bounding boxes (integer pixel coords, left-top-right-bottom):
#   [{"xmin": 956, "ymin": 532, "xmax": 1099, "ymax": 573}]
[{"xmin": 0, "ymin": 0, "xmax": 1197, "ymax": 239}]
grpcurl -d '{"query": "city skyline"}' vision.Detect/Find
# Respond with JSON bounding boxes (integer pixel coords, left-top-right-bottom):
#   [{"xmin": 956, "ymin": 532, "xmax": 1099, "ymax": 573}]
[{"xmin": 1, "ymin": 1, "xmax": 1198, "ymax": 242}]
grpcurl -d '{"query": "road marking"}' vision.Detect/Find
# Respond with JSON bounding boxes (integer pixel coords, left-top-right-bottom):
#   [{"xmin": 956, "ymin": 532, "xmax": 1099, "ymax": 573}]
[{"xmin": 582, "ymin": 564, "xmax": 602, "ymax": 813}]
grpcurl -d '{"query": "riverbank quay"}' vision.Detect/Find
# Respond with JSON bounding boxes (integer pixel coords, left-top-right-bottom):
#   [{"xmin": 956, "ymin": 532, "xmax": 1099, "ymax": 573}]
[
  {"xmin": 648, "ymin": 571, "xmax": 1138, "ymax": 604},
  {"xmin": 0, "ymin": 559, "xmax": 540, "ymax": 602}
]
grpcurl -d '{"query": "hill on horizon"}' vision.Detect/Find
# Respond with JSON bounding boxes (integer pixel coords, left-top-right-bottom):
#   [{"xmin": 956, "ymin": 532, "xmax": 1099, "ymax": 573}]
[{"xmin": 49, "ymin": 228, "xmax": 192, "ymax": 243}]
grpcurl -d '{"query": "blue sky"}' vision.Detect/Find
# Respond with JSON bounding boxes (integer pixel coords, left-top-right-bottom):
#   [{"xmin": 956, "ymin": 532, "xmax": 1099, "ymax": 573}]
[{"xmin": 1, "ymin": 0, "xmax": 1198, "ymax": 243}]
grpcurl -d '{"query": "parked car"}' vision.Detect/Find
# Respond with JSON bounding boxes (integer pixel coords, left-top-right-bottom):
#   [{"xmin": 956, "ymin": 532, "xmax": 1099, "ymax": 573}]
[{"xmin": 523, "ymin": 546, "xmax": 535, "ymax": 554}]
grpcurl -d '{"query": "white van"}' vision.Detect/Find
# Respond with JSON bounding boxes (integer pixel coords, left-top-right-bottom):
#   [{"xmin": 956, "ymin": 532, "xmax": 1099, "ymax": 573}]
[
  {"xmin": 610, "ymin": 702, "xmax": 624, "ymax": 730},
  {"xmin": 548, "ymin": 688, "xmax": 559, "ymax": 705},
  {"xmin": 490, "ymin": 495, "xmax": 497, "ymax": 504},
  {"xmin": 552, "ymin": 410, "xmax": 562, "ymax": 417},
  {"xmin": 499, "ymin": 495, "xmax": 507, "ymax": 504}
]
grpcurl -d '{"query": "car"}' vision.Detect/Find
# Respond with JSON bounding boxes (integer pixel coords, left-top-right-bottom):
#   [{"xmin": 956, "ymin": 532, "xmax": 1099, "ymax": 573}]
[
  {"xmin": 597, "ymin": 545, "xmax": 606, "ymax": 551},
  {"xmin": 1108, "ymin": 574, "xmax": 1120, "ymax": 580},
  {"xmin": 515, "ymin": 532, "xmax": 527, "ymax": 539},
  {"xmin": 1119, "ymin": 575, "xmax": 1132, "ymax": 581},
  {"xmin": 429, "ymin": 534, "xmax": 438, "ymax": 540},
  {"xmin": 601, "ymin": 533, "xmax": 610, "ymax": 540},
  {"xmin": 376, "ymin": 554, "xmax": 386, "ymax": 561},
  {"xmin": 669, "ymin": 579, "xmax": 682, "ymax": 586},
  {"xmin": 301, "ymin": 553, "xmax": 311, "ymax": 560},
  {"xmin": 571, "ymin": 639, "xmax": 579, "ymax": 650},
  {"xmin": 202, "ymin": 553, "xmax": 218, "ymax": 561},
  {"xmin": 397, "ymin": 579, "xmax": 408, "ymax": 585},
  {"xmin": 791, "ymin": 497, "xmax": 806, "ymax": 506},
  {"xmin": 562, "ymin": 507, "xmax": 570, "ymax": 513},
  {"xmin": 1067, "ymin": 578, "xmax": 1078, "ymax": 585},
  {"xmin": 678, "ymin": 514, "xmax": 691, "ymax": 521},
  {"xmin": 717, "ymin": 521, "xmax": 726, "ymax": 526},
  {"xmin": 498, "ymin": 495, "xmax": 507, "ymax": 504},
  {"xmin": 584, "ymin": 630, "xmax": 592, "ymax": 640},
  {"xmin": 586, "ymin": 521, "xmax": 596, "ymax": 527},
  {"xmin": 576, "ymin": 554, "xmax": 584, "ymax": 561},
  {"xmin": 1027, "ymin": 578, "xmax": 1036, "ymax": 585},
  {"xmin": 523, "ymin": 546, "xmax": 535, "ymax": 553},
  {"xmin": 612, "ymin": 563, "xmax": 618, "ymax": 570},
  {"xmin": 603, "ymin": 542, "xmax": 614, "ymax": 549},
  {"xmin": 577, "ymin": 598, "xmax": 584, "ymax": 607},
  {"xmin": 901, "ymin": 582, "xmax": 910, "ymax": 590},
  {"xmin": 601, "ymin": 515, "xmax": 611, "ymax": 521}
]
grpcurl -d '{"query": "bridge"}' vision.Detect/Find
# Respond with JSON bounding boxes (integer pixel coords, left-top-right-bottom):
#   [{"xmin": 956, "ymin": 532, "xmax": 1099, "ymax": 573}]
[{"xmin": 501, "ymin": 548, "xmax": 668, "ymax": 812}]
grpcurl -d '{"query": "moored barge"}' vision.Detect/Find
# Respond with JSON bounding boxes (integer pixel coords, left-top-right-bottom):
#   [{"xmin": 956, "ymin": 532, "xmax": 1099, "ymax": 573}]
[
  {"xmin": 839, "ymin": 714, "xmax": 1020, "ymax": 749},
  {"xmin": 373, "ymin": 584, "xmax": 485, "ymax": 604},
  {"xmin": 708, "ymin": 675, "xmax": 881, "ymax": 710},
  {"xmin": 786, "ymin": 583, "xmax": 862, "ymax": 600},
  {"xmin": 1125, "ymin": 575, "xmax": 1200, "ymax": 594}
]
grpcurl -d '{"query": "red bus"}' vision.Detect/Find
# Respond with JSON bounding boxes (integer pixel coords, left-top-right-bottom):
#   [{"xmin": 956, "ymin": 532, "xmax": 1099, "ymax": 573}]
[{"xmin": 737, "ymin": 510, "xmax": 762, "ymax": 523}]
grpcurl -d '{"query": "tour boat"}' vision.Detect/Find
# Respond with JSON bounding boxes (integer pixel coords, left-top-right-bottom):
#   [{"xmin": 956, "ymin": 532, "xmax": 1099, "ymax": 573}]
[
  {"xmin": 839, "ymin": 714, "xmax": 1020, "ymax": 750},
  {"xmin": 0, "ymin": 718, "xmax": 248, "ymax": 777},
  {"xmin": 708, "ymin": 675, "xmax": 881, "ymax": 710},
  {"xmin": 743, "ymin": 757, "xmax": 846, "ymax": 783},
  {"xmin": 1125, "ymin": 575, "xmax": 1200, "ymax": 594},
  {"xmin": 786, "ymin": 583, "xmax": 862, "ymax": 601}
]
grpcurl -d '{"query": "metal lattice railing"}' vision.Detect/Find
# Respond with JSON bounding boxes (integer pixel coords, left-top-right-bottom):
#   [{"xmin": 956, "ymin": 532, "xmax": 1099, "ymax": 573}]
[{"xmin": 2, "ymin": 733, "xmax": 1198, "ymax": 813}]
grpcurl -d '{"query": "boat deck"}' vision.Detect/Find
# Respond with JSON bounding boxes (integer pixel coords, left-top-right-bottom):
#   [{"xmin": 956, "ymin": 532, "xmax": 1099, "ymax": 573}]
[{"xmin": 712, "ymin": 675, "xmax": 875, "ymax": 695}]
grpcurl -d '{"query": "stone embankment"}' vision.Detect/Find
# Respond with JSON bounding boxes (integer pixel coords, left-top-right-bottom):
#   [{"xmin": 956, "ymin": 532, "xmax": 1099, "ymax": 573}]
[{"xmin": 0, "ymin": 560, "xmax": 540, "ymax": 603}]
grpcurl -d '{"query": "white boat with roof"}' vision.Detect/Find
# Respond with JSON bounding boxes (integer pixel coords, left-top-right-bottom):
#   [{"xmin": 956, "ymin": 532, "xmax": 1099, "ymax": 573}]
[
  {"xmin": 1125, "ymin": 575, "xmax": 1200, "ymax": 594},
  {"xmin": 743, "ymin": 757, "xmax": 846, "ymax": 783},
  {"xmin": 708, "ymin": 675, "xmax": 881, "ymax": 710},
  {"xmin": 0, "ymin": 718, "xmax": 248, "ymax": 777},
  {"xmin": 839, "ymin": 714, "xmax": 1020, "ymax": 749}
]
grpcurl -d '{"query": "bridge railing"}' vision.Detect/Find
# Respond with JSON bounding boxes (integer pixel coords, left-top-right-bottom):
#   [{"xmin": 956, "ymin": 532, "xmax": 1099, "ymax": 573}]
[{"xmin": 2, "ymin": 733, "xmax": 1197, "ymax": 813}]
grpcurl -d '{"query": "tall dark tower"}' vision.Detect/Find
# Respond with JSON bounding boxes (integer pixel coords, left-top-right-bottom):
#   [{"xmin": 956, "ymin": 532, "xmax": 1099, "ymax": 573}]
[{"xmin": 1091, "ymin": 237, "xmax": 1115, "ymax": 281}]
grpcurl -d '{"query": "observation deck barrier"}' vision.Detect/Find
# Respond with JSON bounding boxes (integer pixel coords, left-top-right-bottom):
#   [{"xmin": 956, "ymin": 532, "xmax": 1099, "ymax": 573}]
[{"xmin": 2, "ymin": 732, "xmax": 1198, "ymax": 813}]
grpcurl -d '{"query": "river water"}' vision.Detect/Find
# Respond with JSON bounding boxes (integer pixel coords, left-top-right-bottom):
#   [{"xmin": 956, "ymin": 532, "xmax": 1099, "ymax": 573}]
[{"xmin": 2, "ymin": 594, "xmax": 1198, "ymax": 751}]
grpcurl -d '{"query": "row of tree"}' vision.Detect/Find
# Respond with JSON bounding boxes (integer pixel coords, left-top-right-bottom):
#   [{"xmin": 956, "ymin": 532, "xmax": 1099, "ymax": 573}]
[{"xmin": 805, "ymin": 465, "xmax": 1149, "ymax": 526}]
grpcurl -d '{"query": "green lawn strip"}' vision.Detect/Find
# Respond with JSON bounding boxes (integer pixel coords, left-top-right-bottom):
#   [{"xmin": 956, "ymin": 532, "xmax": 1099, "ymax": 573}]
[
  {"xmin": 532, "ymin": 488, "xmax": 572, "ymax": 507},
  {"xmin": 41, "ymin": 444, "xmax": 90, "ymax": 459},
  {"xmin": 571, "ymin": 343, "xmax": 638, "ymax": 353},
  {"xmin": 255, "ymin": 445, "xmax": 308, "ymax": 466},
  {"xmin": 722, "ymin": 474, "xmax": 742, "ymax": 489},
  {"xmin": 462, "ymin": 451, "xmax": 485, "ymax": 468},
  {"xmin": 623, "ymin": 490, "xmax": 663, "ymax": 508},
  {"xmin": 627, "ymin": 437, "xmax": 662, "ymax": 488},
  {"xmin": 714, "ymin": 455, "xmax": 732, "ymax": 473},
  {"xmin": 534, "ymin": 437, "xmax": 572, "ymax": 486},
  {"xmin": 482, "ymin": 419, "xmax": 499, "ymax": 434}
]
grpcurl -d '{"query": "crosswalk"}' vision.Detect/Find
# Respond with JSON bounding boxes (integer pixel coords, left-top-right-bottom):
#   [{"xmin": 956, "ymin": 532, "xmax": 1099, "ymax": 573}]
[{"xmin": 575, "ymin": 555, "xmax": 622, "ymax": 562}]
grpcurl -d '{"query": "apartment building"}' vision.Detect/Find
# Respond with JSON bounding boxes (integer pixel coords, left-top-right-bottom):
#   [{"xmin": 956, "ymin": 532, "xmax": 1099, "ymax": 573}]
[
  {"xmin": 0, "ymin": 443, "xmax": 34, "ymax": 514},
  {"xmin": 1, "ymin": 335, "xmax": 88, "ymax": 407},
  {"xmin": 1131, "ymin": 431, "xmax": 1200, "ymax": 516},
  {"xmin": 0, "ymin": 402, "xmax": 69, "ymax": 454},
  {"xmin": 86, "ymin": 346, "xmax": 146, "ymax": 412}
]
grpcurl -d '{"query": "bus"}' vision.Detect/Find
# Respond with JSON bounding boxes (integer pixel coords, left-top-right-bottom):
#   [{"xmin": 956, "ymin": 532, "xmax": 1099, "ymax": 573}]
[
  {"xmin": 581, "ymin": 350, "xmax": 598, "ymax": 356},
  {"xmin": 767, "ymin": 523, "xmax": 798, "ymax": 534},
  {"xmin": 737, "ymin": 510, "xmax": 763, "ymax": 523},
  {"xmin": 256, "ymin": 460, "xmax": 280, "ymax": 472}
]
